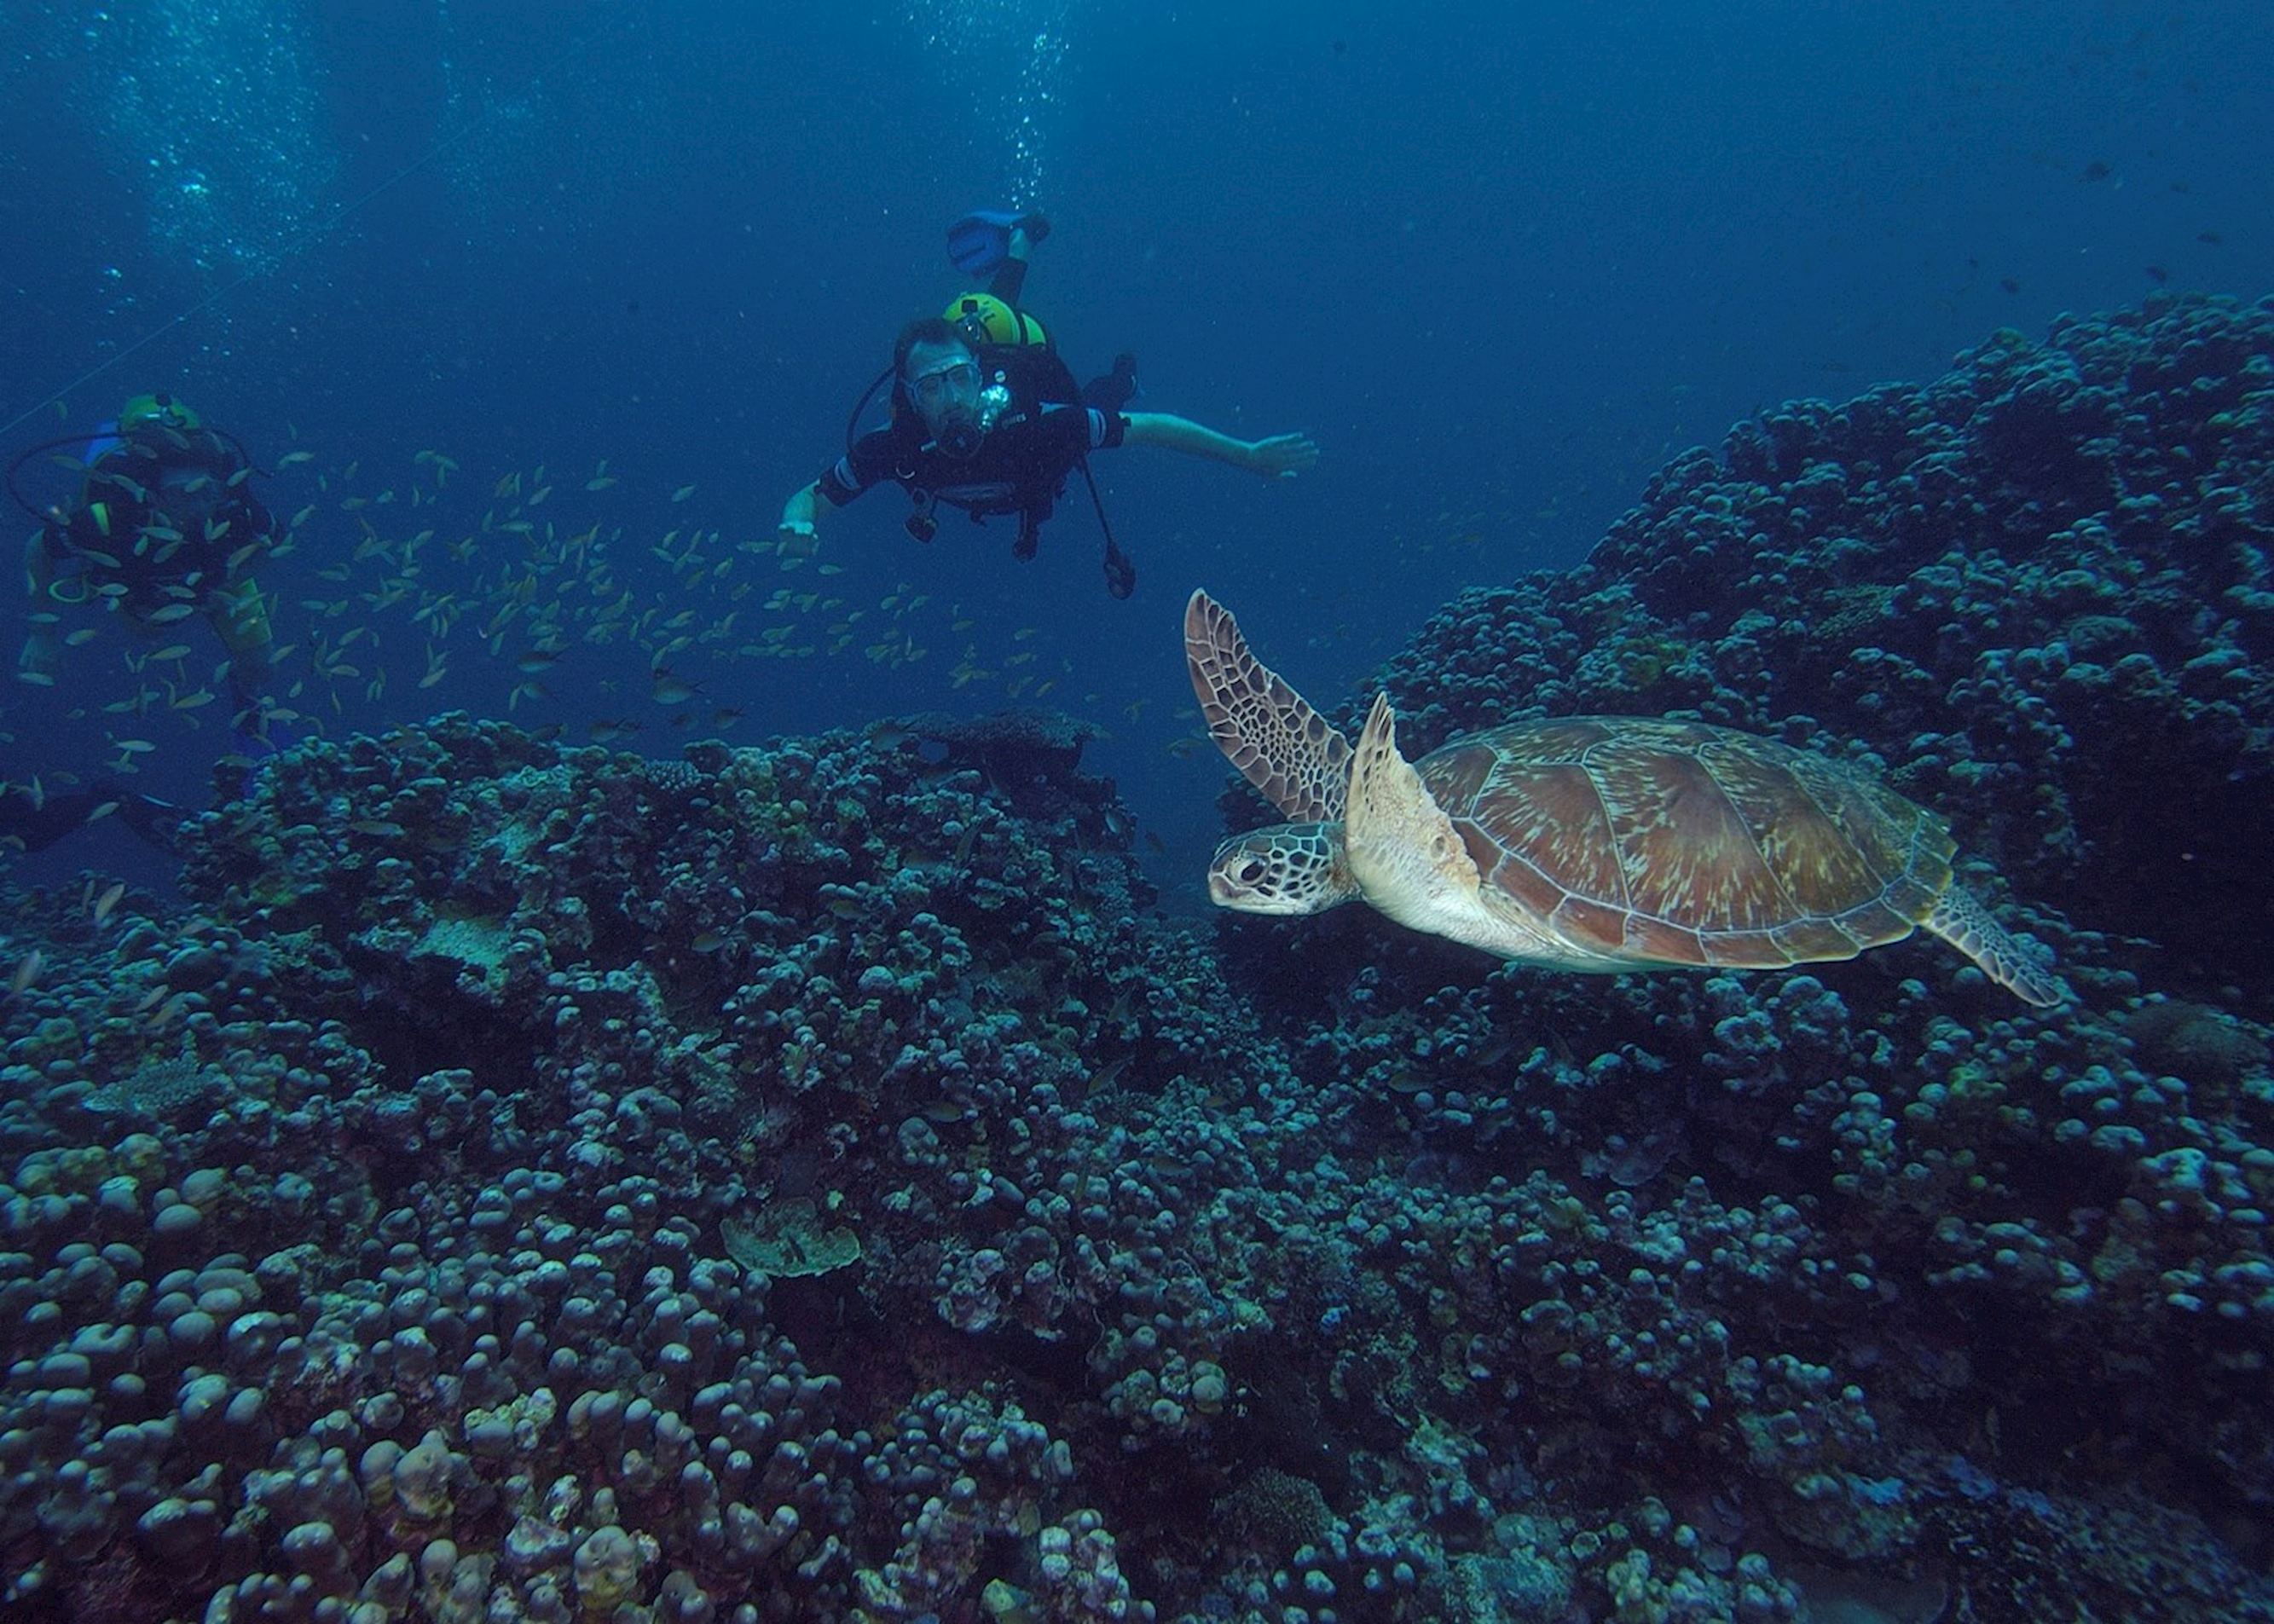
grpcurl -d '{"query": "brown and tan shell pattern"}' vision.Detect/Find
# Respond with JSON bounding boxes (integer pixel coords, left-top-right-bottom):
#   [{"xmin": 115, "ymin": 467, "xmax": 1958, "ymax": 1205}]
[{"xmin": 1425, "ymin": 716, "xmax": 1955, "ymax": 969}]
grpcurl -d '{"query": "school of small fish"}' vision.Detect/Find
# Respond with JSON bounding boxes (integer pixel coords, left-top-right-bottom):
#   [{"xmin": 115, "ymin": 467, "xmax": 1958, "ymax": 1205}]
[{"xmin": 3, "ymin": 438, "xmax": 1229, "ymax": 793}]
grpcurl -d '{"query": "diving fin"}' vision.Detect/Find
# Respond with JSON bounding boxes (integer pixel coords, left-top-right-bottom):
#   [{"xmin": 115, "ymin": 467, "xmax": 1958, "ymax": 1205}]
[
  {"xmin": 946, "ymin": 209, "xmax": 1052, "ymax": 277},
  {"xmin": 948, "ymin": 211, "xmax": 1020, "ymax": 277}
]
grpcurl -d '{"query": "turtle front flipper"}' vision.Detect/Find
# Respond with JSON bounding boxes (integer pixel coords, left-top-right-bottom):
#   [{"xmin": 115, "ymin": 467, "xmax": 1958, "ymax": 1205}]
[
  {"xmin": 1926, "ymin": 884, "xmax": 2068, "ymax": 1008},
  {"xmin": 1184, "ymin": 590, "xmax": 1352, "ymax": 823},
  {"xmin": 1207, "ymin": 821, "xmax": 1360, "ymax": 914}
]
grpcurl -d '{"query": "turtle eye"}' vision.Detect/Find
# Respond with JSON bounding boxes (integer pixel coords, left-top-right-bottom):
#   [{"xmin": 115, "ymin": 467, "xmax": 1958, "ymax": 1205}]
[{"xmin": 1236, "ymin": 859, "xmax": 1265, "ymax": 886}]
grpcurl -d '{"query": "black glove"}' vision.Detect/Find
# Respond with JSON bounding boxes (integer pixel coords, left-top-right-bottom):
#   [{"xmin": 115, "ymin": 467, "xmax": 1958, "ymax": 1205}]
[
  {"xmin": 1102, "ymin": 541, "xmax": 1136, "ymax": 600},
  {"xmin": 1016, "ymin": 212, "xmax": 1051, "ymax": 245}
]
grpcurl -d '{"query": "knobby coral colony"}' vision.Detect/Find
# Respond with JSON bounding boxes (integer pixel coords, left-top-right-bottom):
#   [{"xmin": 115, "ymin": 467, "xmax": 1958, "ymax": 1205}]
[{"xmin": 2, "ymin": 289, "xmax": 2272, "ymax": 1622}]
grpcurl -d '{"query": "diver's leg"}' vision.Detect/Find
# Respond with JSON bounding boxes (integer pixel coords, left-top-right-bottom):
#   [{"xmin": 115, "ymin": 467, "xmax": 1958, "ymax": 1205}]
[
  {"xmin": 207, "ymin": 578, "xmax": 275, "ymax": 726},
  {"xmin": 43, "ymin": 772, "xmax": 188, "ymax": 856},
  {"xmin": 987, "ymin": 216, "xmax": 1050, "ymax": 307},
  {"xmin": 0, "ymin": 785, "xmax": 115, "ymax": 855},
  {"xmin": 988, "ymin": 252, "xmax": 1030, "ymax": 309}
]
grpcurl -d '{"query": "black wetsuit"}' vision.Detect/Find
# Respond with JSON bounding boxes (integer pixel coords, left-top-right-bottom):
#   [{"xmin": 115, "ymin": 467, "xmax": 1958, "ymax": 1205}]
[
  {"xmin": 820, "ymin": 246, "xmax": 1141, "ymax": 570},
  {"xmin": 38, "ymin": 422, "xmax": 273, "ymax": 619},
  {"xmin": 818, "ymin": 367, "xmax": 1128, "ymax": 558},
  {"xmin": 29, "ymin": 419, "xmax": 279, "ymax": 714},
  {"xmin": 817, "ymin": 233, "xmax": 1144, "ymax": 596}
]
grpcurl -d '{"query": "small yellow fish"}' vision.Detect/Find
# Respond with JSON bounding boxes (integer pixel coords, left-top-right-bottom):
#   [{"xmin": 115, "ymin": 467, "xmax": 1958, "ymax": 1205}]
[
  {"xmin": 278, "ymin": 450, "xmax": 315, "ymax": 467},
  {"xmin": 146, "ymin": 603, "xmax": 197, "ymax": 625},
  {"xmin": 91, "ymin": 881, "xmax": 127, "ymax": 924},
  {"xmin": 1080, "ymin": 1055, "xmax": 1133, "ymax": 1101},
  {"xmin": 672, "ymin": 483, "xmax": 697, "ymax": 503},
  {"xmin": 8, "ymin": 949, "xmax": 43, "ymax": 998}
]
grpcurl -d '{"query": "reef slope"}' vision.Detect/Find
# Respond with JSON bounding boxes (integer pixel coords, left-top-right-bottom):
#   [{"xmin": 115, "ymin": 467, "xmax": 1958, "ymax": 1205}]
[{"xmin": 3, "ymin": 293, "xmax": 2271, "ymax": 1621}]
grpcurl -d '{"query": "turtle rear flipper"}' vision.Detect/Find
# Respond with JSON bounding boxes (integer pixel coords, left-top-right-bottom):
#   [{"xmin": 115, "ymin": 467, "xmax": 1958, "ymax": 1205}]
[
  {"xmin": 1927, "ymin": 885, "xmax": 2067, "ymax": 1008},
  {"xmin": 1184, "ymin": 589, "xmax": 1351, "ymax": 823}
]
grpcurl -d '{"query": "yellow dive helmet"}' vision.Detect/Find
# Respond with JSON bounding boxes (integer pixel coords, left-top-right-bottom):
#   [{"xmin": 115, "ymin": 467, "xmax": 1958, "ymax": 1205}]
[
  {"xmin": 119, "ymin": 392, "xmax": 201, "ymax": 432},
  {"xmin": 945, "ymin": 292, "xmax": 1047, "ymax": 350}
]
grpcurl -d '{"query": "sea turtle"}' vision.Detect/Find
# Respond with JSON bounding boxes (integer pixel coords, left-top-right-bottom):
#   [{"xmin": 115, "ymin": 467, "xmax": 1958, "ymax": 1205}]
[{"xmin": 1184, "ymin": 590, "xmax": 2063, "ymax": 1007}]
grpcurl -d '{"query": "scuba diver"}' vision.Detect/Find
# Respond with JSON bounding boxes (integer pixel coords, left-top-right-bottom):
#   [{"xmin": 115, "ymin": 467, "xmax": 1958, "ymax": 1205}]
[
  {"xmin": 11, "ymin": 392, "xmax": 281, "ymax": 744},
  {"xmin": 777, "ymin": 211, "xmax": 1319, "ymax": 599}
]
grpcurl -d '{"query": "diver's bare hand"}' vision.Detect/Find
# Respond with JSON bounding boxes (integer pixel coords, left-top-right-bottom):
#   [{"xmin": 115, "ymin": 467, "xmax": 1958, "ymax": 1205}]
[{"xmin": 1248, "ymin": 433, "xmax": 1319, "ymax": 480}]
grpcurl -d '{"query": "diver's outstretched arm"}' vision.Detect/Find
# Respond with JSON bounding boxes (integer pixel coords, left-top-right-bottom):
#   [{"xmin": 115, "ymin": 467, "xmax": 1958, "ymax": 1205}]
[{"xmin": 1121, "ymin": 413, "xmax": 1318, "ymax": 479}]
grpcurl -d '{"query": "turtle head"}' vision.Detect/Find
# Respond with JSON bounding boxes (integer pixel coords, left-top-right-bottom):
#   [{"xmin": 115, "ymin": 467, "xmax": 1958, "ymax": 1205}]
[{"xmin": 1206, "ymin": 822, "xmax": 1359, "ymax": 915}]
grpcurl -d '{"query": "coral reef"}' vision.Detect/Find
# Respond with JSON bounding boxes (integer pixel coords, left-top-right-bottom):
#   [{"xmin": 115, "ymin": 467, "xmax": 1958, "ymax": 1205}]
[{"xmin": 3, "ymin": 292, "xmax": 2272, "ymax": 1621}]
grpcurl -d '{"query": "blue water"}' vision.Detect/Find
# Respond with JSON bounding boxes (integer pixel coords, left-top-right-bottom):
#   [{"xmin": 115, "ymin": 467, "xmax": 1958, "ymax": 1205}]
[{"xmin": 3, "ymin": 0, "xmax": 2269, "ymax": 893}]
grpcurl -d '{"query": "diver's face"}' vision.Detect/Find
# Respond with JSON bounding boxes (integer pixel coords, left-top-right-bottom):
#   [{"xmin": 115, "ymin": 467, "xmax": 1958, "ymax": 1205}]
[{"xmin": 904, "ymin": 340, "xmax": 982, "ymax": 446}]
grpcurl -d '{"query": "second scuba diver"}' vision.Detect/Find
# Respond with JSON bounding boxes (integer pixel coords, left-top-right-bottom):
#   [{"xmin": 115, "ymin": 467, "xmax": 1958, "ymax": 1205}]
[
  {"xmin": 13, "ymin": 392, "xmax": 281, "ymax": 748},
  {"xmin": 776, "ymin": 212, "xmax": 1318, "ymax": 599}
]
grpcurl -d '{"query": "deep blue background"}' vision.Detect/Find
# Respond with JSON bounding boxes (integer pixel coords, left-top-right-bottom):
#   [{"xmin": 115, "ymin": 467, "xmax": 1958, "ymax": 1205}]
[{"xmin": 3, "ymin": 0, "xmax": 2268, "ymax": 899}]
